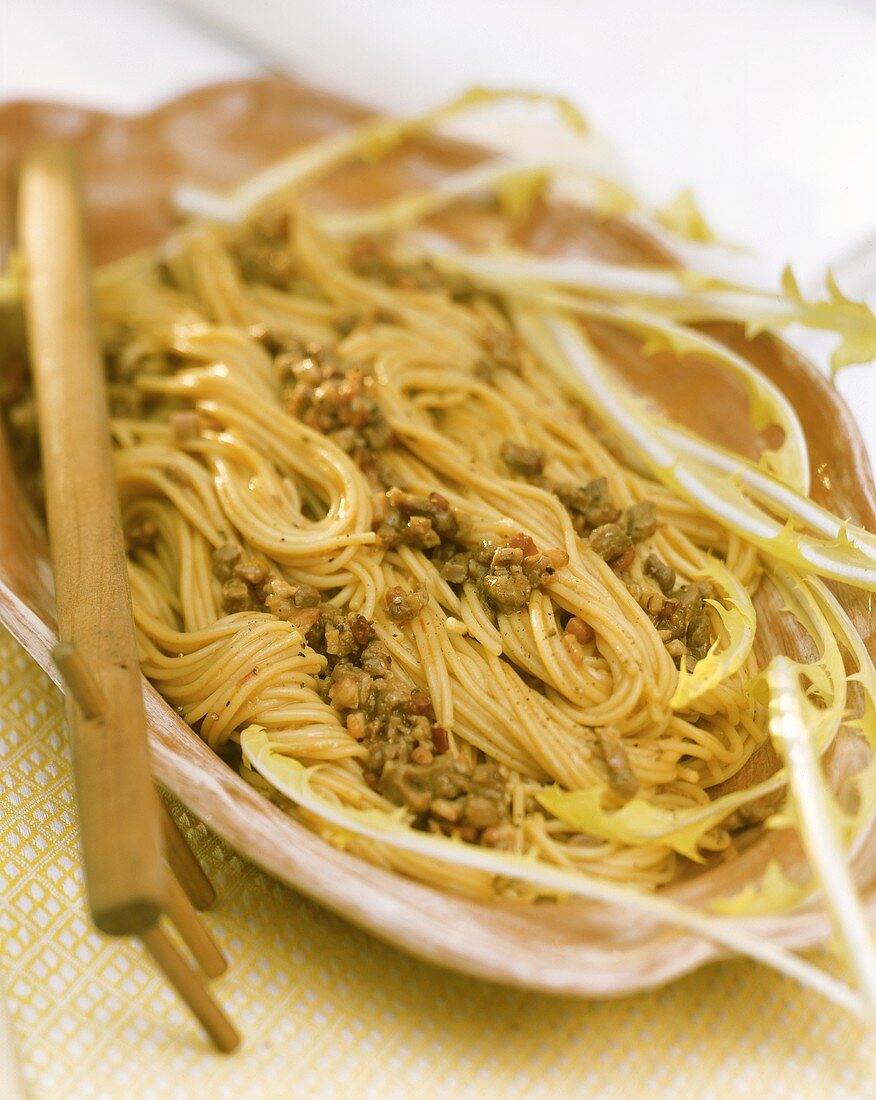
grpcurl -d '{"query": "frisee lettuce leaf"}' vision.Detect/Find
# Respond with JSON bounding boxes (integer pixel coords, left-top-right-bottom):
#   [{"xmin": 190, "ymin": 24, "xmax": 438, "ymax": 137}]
[
  {"xmin": 431, "ymin": 256, "xmax": 810, "ymax": 491},
  {"xmin": 536, "ymin": 773, "xmax": 784, "ymax": 862},
  {"xmin": 758, "ymin": 653, "xmax": 876, "ymax": 1013},
  {"xmin": 670, "ymin": 556, "xmax": 756, "ymax": 711},
  {"xmin": 749, "ymin": 268, "xmax": 876, "ymax": 376},
  {"xmin": 520, "ymin": 310, "xmax": 876, "ymax": 590},
  {"xmin": 174, "ymin": 88, "xmax": 588, "ymax": 224},
  {"xmin": 655, "ymin": 188, "xmax": 720, "ymax": 244},
  {"xmin": 805, "ymin": 578, "xmax": 876, "ymax": 852},
  {"xmin": 418, "ymin": 245, "xmax": 876, "ymax": 373},
  {"xmin": 240, "ymin": 725, "xmax": 869, "ymax": 1017},
  {"xmin": 710, "ymin": 861, "xmax": 811, "ymax": 916},
  {"xmin": 656, "ymin": 422, "xmax": 876, "ymax": 565}
]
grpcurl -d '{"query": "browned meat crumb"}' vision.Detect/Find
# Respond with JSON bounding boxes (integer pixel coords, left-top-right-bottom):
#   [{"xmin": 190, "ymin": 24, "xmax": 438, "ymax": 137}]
[
  {"xmin": 507, "ymin": 532, "xmax": 538, "ymax": 558},
  {"xmin": 265, "ymin": 581, "xmax": 321, "ymax": 619},
  {"xmin": 384, "ymin": 584, "xmax": 429, "ymax": 623},
  {"xmin": 482, "ymin": 546, "xmax": 533, "ymax": 612},
  {"xmin": 432, "ymin": 533, "xmax": 568, "ymax": 613},
  {"xmin": 551, "ymin": 476, "xmax": 621, "ymax": 536},
  {"xmin": 279, "ymin": 349, "xmax": 392, "ymax": 473},
  {"xmin": 501, "ymin": 440, "xmax": 545, "ymax": 477},
  {"xmin": 230, "ymin": 210, "xmax": 298, "ymax": 288},
  {"xmin": 481, "ymin": 538, "xmax": 569, "ymax": 614},
  {"xmin": 438, "ymin": 551, "xmax": 470, "ymax": 585},
  {"xmin": 387, "ymin": 488, "xmax": 459, "ymax": 538},
  {"xmin": 233, "ymin": 557, "xmax": 268, "ymax": 587},
  {"xmin": 612, "ymin": 547, "xmax": 636, "ymax": 574},
  {"xmin": 377, "ymin": 755, "xmax": 508, "ymax": 840},
  {"xmin": 221, "ymin": 577, "xmax": 250, "ymax": 612},
  {"xmin": 375, "ymin": 487, "xmax": 460, "ymax": 550},
  {"xmin": 286, "ymin": 606, "xmax": 322, "ymax": 635},
  {"xmin": 653, "ymin": 580, "xmax": 716, "ymax": 665},
  {"xmin": 625, "ymin": 500, "xmax": 657, "ymax": 541},
  {"xmin": 589, "ymin": 523, "xmax": 632, "ymax": 562},
  {"xmin": 643, "ymin": 552, "xmax": 676, "ymax": 594},
  {"xmin": 211, "ymin": 543, "xmax": 242, "ymax": 581},
  {"xmin": 595, "ymin": 726, "xmax": 638, "ymax": 797}
]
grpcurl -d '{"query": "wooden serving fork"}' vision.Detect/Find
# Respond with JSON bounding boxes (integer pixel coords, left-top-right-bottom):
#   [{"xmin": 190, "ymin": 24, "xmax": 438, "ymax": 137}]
[{"xmin": 18, "ymin": 143, "xmax": 240, "ymax": 1053}]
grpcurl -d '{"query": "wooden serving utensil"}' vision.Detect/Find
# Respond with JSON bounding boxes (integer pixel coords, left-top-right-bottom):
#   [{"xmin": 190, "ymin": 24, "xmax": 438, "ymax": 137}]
[{"xmin": 17, "ymin": 143, "xmax": 239, "ymax": 1053}]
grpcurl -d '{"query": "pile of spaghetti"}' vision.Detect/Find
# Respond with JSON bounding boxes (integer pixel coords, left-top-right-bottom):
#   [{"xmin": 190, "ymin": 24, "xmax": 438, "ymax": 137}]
[{"xmin": 11, "ymin": 91, "xmax": 876, "ymax": 1013}]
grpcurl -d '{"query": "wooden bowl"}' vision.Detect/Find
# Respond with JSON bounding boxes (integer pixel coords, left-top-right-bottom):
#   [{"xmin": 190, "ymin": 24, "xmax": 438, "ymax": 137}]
[{"xmin": 2, "ymin": 77, "xmax": 875, "ymax": 997}]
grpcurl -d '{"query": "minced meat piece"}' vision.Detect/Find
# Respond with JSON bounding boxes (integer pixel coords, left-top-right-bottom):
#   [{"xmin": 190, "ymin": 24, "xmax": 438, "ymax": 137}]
[
  {"xmin": 384, "ymin": 584, "xmax": 429, "ymax": 623},
  {"xmin": 643, "ymin": 553, "xmax": 675, "ymax": 594},
  {"xmin": 211, "ymin": 543, "xmax": 242, "ymax": 581},
  {"xmin": 377, "ymin": 756, "xmax": 508, "ymax": 840},
  {"xmin": 230, "ymin": 210, "xmax": 297, "ymax": 287},
  {"xmin": 653, "ymin": 580, "xmax": 716, "ymax": 665},
  {"xmin": 377, "ymin": 509, "xmax": 440, "ymax": 549},
  {"xmin": 551, "ymin": 476, "xmax": 621, "ymax": 535},
  {"xmin": 281, "ymin": 351, "xmax": 390, "ymax": 455},
  {"xmin": 483, "ymin": 560, "xmax": 532, "ymax": 612},
  {"xmin": 480, "ymin": 537, "xmax": 568, "ymax": 613},
  {"xmin": 325, "ymin": 615, "xmax": 368, "ymax": 658},
  {"xmin": 329, "ymin": 671, "xmax": 367, "ymax": 711},
  {"xmin": 286, "ymin": 606, "xmax": 322, "ymax": 636},
  {"xmin": 360, "ymin": 639, "xmax": 392, "ymax": 678},
  {"xmin": 292, "ymin": 583, "xmax": 321, "ymax": 608},
  {"xmin": 686, "ymin": 610, "xmax": 713, "ymax": 661},
  {"xmin": 386, "ymin": 488, "xmax": 458, "ymax": 538},
  {"xmin": 625, "ymin": 500, "xmax": 657, "ymax": 542},
  {"xmin": 595, "ymin": 726, "xmax": 638, "ymax": 797},
  {"xmin": 376, "ymin": 488, "xmax": 460, "ymax": 549},
  {"xmin": 501, "ymin": 440, "xmax": 545, "ymax": 477},
  {"xmin": 221, "ymin": 577, "xmax": 250, "ymax": 612},
  {"xmin": 589, "ymin": 523, "xmax": 632, "ymax": 562},
  {"xmin": 479, "ymin": 534, "xmax": 567, "ymax": 616},
  {"xmin": 439, "ymin": 551, "xmax": 470, "ymax": 585},
  {"xmin": 234, "ymin": 557, "xmax": 268, "ymax": 586}
]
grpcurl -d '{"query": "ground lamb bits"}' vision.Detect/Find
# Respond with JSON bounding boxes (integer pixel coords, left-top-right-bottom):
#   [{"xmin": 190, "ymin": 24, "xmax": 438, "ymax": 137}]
[
  {"xmin": 384, "ymin": 584, "xmax": 429, "ymax": 623},
  {"xmin": 500, "ymin": 440, "xmax": 545, "ymax": 477}
]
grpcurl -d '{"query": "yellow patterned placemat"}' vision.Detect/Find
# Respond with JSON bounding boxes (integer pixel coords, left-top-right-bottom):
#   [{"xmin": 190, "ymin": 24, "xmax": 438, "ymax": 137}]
[{"xmin": 1, "ymin": 626, "xmax": 874, "ymax": 1100}]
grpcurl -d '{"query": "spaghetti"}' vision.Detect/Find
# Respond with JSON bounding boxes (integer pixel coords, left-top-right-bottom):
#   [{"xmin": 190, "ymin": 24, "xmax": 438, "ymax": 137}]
[
  {"xmin": 9, "ymin": 93, "xmax": 876, "ymax": 929},
  {"xmin": 91, "ymin": 200, "xmax": 770, "ymax": 897}
]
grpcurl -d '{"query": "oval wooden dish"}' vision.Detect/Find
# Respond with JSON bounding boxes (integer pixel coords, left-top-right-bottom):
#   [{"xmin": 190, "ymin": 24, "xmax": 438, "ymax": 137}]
[{"xmin": 2, "ymin": 77, "xmax": 875, "ymax": 998}]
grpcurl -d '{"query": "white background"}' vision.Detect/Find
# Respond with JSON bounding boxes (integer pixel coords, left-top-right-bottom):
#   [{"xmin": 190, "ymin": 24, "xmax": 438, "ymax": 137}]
[{"xmin": 2, "ymin": 0, "xmax": 876, "ymax": 457}]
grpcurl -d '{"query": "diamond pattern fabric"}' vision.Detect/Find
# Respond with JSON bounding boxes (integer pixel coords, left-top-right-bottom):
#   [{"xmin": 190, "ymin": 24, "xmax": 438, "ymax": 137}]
[{"xmin": 1, "ymin": 628, "xmax": 874, "ymax": 1099}]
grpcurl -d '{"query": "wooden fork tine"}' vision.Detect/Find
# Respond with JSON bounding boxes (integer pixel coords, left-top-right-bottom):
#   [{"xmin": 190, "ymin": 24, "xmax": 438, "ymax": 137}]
[
  {"xmin": 142, "ymin": 925, "xmax": 239, "ymax": 1053},
  {"xmin": 163, "ymin": 873, "xmax": 227, "ymax": 979},
  {"xmin": 158, "ymin": 797, "xmax": 217, "ymax": 911}
]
